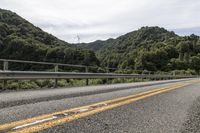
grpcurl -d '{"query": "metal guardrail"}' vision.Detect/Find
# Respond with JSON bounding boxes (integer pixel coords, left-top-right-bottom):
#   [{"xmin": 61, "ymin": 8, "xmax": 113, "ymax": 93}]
[
  {"xmin": 0, "ymin": 59, "xmax": 129, "ymax": 87},
  {"xmin": 0, "ymin": 71, "xmax": 193, "ymax": 80},
  {"xmin": 0, "ymin": 59, "xmax": 117, "ymax": 70},
  {"xmin": 0, "ymin": 59, "xmax": 196, "ymax": 89}
]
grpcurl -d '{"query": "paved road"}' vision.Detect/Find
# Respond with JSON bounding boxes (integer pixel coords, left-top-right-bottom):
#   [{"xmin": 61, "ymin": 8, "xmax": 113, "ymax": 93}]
[{"xmin": 0, "ymin": 78, "xmax": 200, "ymax": 133}]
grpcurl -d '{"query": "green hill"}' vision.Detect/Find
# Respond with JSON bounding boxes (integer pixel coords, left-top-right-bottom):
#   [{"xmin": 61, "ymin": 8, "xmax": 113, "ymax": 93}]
[
  {"xmin": 78, "ymin": 27, "xmax": 200, "ymax": 73},
  {"xmin": 78, "ymin": 27, "xmax": 177, "ymax": 52},
  {"xmin": 0, "ymin": 8, "xmax": 99, "ymax": 67},
  {"xmin": 1, "ymin": 8, "xmax": 200, "ymax": 74}
]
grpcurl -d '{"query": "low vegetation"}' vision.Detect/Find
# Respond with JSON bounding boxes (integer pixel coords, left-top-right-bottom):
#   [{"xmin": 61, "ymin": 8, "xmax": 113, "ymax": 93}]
[{"xmin": 0, "ymin": 78, "xmax": 151, "ymax": 90}]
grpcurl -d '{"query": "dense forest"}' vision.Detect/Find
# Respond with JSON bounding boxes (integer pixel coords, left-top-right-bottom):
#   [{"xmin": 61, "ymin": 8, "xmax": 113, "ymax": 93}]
[
  {"xmin": 0, "ymin": 8, "xmax": 99, "ymax": 68},
  {"xmin": 78, "ymin": 27, "xmax": 200, "ymax": 74},
  {"xmin": 0, "ymin": 8, "xmax": 200, "ymax": 74}
]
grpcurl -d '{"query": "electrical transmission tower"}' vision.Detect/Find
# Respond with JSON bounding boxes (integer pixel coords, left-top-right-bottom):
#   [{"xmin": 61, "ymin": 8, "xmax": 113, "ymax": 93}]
[{"xmin": 77, "ymin": 35, "xmax": 80, "ymax": 44}]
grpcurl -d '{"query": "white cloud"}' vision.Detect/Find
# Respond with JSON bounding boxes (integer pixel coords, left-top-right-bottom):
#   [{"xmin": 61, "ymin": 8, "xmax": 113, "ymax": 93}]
[{"xmin": 0, "ymin": 0, "xmax": 200, "ymax": 43}]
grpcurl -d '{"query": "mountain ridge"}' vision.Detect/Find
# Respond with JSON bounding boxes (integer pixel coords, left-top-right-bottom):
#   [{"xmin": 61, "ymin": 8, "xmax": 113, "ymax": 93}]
[
  {"xmin": 0, "ymin": 8, "xmax": 99, "ymax": 67},
  {"xmin": 77, "ymin": 27, "xmax": 200, "ymax": 73},
  {"xmin": 77, "ymin": 26, "xmax": 178, "ymax": 52},
  {"xmin": 1, "ymin": 8, "xmax": 200, "ymax": 73}
]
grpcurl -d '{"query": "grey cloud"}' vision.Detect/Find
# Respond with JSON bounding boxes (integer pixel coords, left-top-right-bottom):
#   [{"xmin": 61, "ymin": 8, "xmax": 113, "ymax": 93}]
[
  {"xmin": 173, "ymin": 27, "xmax": 200, "ymax": 36},
  {"xmin": 0, "ymin": 0, "xmax": 200, "ymax": 43}
]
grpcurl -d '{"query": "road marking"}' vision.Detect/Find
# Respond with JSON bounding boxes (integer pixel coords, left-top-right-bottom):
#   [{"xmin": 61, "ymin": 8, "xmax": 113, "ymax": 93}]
[
  {"xmin": 0, "ymin": 83, "xmax": 181, "ymax": 132},
  {"xmin": 12, "ymin": 116, "xmax": 57, "ymax": 130},
  {"xmin": 0, "ymin": 80, "xmax": 199, "ymax": 133},
  {"xmin": 78, "ymin": 108, "xmax": 90, "ymax": 112}
]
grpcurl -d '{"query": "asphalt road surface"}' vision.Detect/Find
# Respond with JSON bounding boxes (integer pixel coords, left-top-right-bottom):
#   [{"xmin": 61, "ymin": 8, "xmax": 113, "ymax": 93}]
[{"xmin": 0, "ymin": 78, "xmax": 200, "ymax": 133}]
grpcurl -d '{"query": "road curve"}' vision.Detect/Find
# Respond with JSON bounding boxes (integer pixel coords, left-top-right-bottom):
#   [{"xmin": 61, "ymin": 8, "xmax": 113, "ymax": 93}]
[
  {"xmin": 0, "ymin": 79, "xmax": 193, "ymax": 108},
  {"xmin": 0, "ymin": 78, "xmax": 200, "ymax": 133}
]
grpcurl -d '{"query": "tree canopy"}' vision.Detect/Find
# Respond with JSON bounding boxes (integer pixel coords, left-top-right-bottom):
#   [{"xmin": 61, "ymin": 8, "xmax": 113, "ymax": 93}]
[
  {"xmin": 0, "ymin": 8, "xmax": 99, "ymax": 67},
  {"xmin": 1, "ymin": 8, "xmax": 200, "ymax": 74},
  {"xmin": 78, "ymin": 27, "xmax": 200, "ymax": 74}
]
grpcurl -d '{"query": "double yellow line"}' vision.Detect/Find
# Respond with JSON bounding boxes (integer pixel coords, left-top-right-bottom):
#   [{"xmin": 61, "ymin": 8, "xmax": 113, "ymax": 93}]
[{"xmin": 0, "ymin": 80, "xmax": 198, "ymax": 133}]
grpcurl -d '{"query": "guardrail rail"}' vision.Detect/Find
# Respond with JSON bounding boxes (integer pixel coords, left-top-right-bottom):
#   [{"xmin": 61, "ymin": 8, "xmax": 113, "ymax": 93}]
[{"xmin": 0, "ymin": 59, "xmax": 196, "ymax": 89}]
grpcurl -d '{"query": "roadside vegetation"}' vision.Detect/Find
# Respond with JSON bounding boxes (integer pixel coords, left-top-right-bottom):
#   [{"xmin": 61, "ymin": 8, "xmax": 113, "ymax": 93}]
[
  {"xmin": 79, "ymin": 27, "xmax": 200, "ymax": 75},
  {"xmin": 0, "ymin": 78, "xmax": 151, "ymax": 90},
  {"xmin": 0, "ymin": 9, "xmax": 199, "ymax": 90}
]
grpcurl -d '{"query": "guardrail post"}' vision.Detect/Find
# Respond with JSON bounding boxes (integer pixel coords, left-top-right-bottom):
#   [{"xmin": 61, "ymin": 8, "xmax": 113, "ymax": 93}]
[
  {"xmin": 3, "ymin": 60, "xmax": 8, "ymax": 89},
  {"xmin": 106, "ymin": 68, "xmax": 110, "ymax": 84},
  {"xmin": 173, "ymin": 71, "xmax": 176, "ymax": 79},
  {"xmin": 85, "ymin": 66, "xmax": 89, "ymax": 86},
  {"xmin": 54, "ymin": 64, "xmax": 58, "ymax": 88},
  {"xmin": 3, "ymin": 60, "xmax": 8, "ymax": 71}
]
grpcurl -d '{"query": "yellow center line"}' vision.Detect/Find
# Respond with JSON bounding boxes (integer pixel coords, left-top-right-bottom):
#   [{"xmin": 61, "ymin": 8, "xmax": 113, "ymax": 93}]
[
  {"xmin": 0, "ymin": 83, "xmax": 181, "ymax": 131},
  {"xmin": 0, "ymin": 79, "xmax": 199, "ymax": 133},
  {"xmin": 10, "ymin": 84, "xmax": 189, "ymax": 133}
]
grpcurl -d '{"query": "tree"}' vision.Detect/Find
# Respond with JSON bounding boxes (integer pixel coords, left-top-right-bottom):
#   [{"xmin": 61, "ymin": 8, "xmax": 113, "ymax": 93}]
[
  {"xmin": 190, "ymin": 56, "xmax": 200, "ymax": 73},
  {"xmin": 176, "ymin": 41, "xmax": 193, "ymax": 61},
  {"xmin": 0, "ymin": 23, "xmax": 9, "ymax": 37},
  {"xmin": 169, "ymin": 58, "xmax": 188, "ymax": 70}
]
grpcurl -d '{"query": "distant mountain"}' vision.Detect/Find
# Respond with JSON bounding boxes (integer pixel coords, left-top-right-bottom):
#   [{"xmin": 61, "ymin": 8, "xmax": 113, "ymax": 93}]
[
  {"xmin": 77, "ymin": 38, "xmax": 115, "ymax": 52},
  {"xmin": 78, "ymin": 27, "xmax": 200, "ymax": 73},
  {"xmin": 78, "ymin": 27, "xmax": 177, "ymax": 52},
  {"xmin": 0, "ymin": 8, "xmax": 99, "ymax": 67}
]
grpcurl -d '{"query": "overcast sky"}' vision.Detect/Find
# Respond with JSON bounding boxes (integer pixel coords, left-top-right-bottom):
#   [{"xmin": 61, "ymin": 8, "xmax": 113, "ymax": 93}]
[{"xmin": 0, "ymin": 0, "xmax": 200, "ymax": 43}]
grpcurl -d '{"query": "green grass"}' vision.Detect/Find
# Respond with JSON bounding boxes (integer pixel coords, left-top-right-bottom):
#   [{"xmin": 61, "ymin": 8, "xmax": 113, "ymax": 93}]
[{"xmin": 0, "ymin": 78, "xmax": 151, "ymax": 90}]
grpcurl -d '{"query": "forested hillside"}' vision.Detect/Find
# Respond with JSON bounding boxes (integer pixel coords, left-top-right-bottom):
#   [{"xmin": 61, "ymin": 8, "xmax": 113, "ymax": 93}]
[
  {"xmin": 1, "ymin": 8, "xmax": 200, "ymax": 74},
  {"xmin": 78, "ymin": 27, "xmax": 200, "ymax": 73},
  {"xmin": 0, "ymin": 8, "xmax": 99, "ymax": 66}
]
